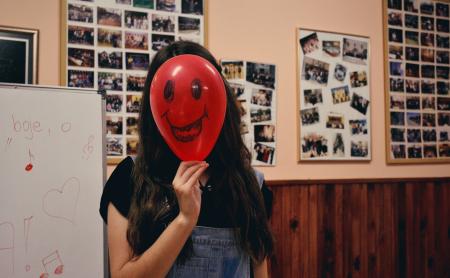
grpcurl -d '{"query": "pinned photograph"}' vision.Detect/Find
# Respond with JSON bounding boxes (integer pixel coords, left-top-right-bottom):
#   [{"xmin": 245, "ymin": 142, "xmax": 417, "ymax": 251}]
[
  {"xmin": 421, "ymin": 16, "xmax": 434, "ymax": 31},
  {"xmin": 229, "ymin": 82, "xmax": 245, "ymax": 99},
  {"xmin": 423, "ymin": 145, "xmax": 437, "ymax": 158},
  {"xmin": 156, "ymin": 0, "xmax": 177, "ymax": 12},
  {"xmin": 334, "ymin": 64, "xmax": 347, "ymax": 81},
  {"xmin": 422, "ymin": 113, "xmax": 436, "ymax": 127},
  {"xmin": 68, "ymin": 48, "xmax": 94, "ymax": 67},
  {"xmin": 390, "ymin": 78, "xmax": 404, "ymax": 92},
  {"xmin": 405, "ymin": 79, "xmax": 420, "ymax": 93},
  {"xmin": 302, "ymin": 57, "xmax": 329, "ymax": 85},
  {"xmin": 326, "ymin": 113, "xmax": 345, "ymax": 129},
  {"xmin": 350, "ymin": 93, "xmax": 370, "ymax": 115},
  {"xmin": 407, "ymin": 144, "xmax": 422, "ymax": 158},
  {"xmin": 299, "ymin": 32, "xmax": 319, "ymax": 55},
  {"xmin": 387, "ymin": 0, "xmax": 402, "ymax": 10},
  {"xmin": 253, "ymin": 143, "xmax": 275, "ymax": 164},
  {"xmin": 388, "ymin": 11, "xmax": 402, "ymax": 27},
  {"xmin": 125, "ymin": 31, "xmax": 148, "ymax": 50},
  {"xmin": 407, "ymin": 129, "xmax": 422, "ymax": 143},
  {"xmin": 437, "ymin": 66, "xmax": 450, "ymax": 80},
  {"xmin": 98, "ymin": 72, "xmax": 123, "ymax": 91},
  {"xmin": 300, "ymin": 107, "xmax": 320, "ymax": 126},
  {"xmin": 421, "ymin": 33, "xmax": 434, "ymax": 47},
  {"xmin": 322, "ymin": 41, "xmax": 340, "ymax": 57},
  {"xmin": 254, "ymin": 125, "xmax": 275, "ymax": 142},
  {"xmin": 437, "ymin": 81, "xmax": 449, "ymax": 95},
  {"xmin": 304, "ymin": 89, "xmax": 323, "ymax": 106},
  {"xmin": 436, "ymin": 51, "xmax": 449, "ymax": 64},
  {"xmin": 420, "ymin": 1, "xmax": 434, "ymax": 15},
  {"xmin": 98, "ymin": 28, "xmax": 122, "ymax": 48},
  {"xmin": 106, "ymin": 94, "xmax": 123, "ymax": 113},
  {"xmin": 391, "ymin": 144, "xmax": 406, "ymax": 158},
  {"xmin": 127, "ymin": 138, "xmax": 139, "ymax": 156},
  {"xmin": 68, "ymin": 26, "xmax": 94, "ymax": 45},
  {"xmin": 390, "ymin": 94, "xmax": 405, "ymax": 109},
  {"xmin": 301, "ymin": 133, "xmax": 328, "ymax": 158},
  {"xmin": 389, "ymin": 28, "xmax": 403, "ymax": 43},
  {"xmin": 125, "ymin": 11, "xmax": 149, "ymax": 30},
  {"xmin": 107, "ymin": 137, "xmax": 123, "ymax": 156},
  {"xmin": 436, "ymin": 3, "xmax": 450, "ymax": 17},
  {"xmin": 152, "ymin": 14, "xmax": 175, "ymax": 33},
  {"xmin": 126, "ymin": 95, "xmax": 142, "ymax": 113},
  {"xmin": 404, "ymin": 0, "xmax": 418, "ymax": 12},
  {"xmin": 438, "ymin": 112, "xmax": 450, "ymax": 126},
  {"xmin": 389, "ymin": 45, "xmax": 403, "ymax": 59},
  {"xmin": 405, "ymin": 31, "xmax": 419, "ymax": 45},
  {"xmin": 437, "ymin": 34, "xmax": 449, "ymax": 48},
  {"xmin": 439, "ymin": 144, "xmax": 450, "ymax": 157},
  {"xmin": 68, "ymin": 70, "xmax": 94, "ymax": 88},
  {"xmin": 68, "ymin": 3, "xmax": 93, "ymax": 23},
  {"xmin": 331, "ymin": 85, "xmax": 351, "ymax": 104},
  {"xmin": 421, "ymin": 48, "xmax": 434, "ymax": 63},
  {"xmin": 106, "ymin": 116, "xmax": 123, "ymax": 135},
  {"xmin": 126, "ymin": 52, "xmax": 149, "ymax": 70},
  {"xmin": 350, "ymin": 71, "xmax": 368, "ymax": 88},
  {"xmin": 222, "ymin": 61, "xmax": 244, "ymax": 79},
  {"xmin": 405, "ymin": 14, "xmax": 418, "ymax": 29},
  {"xmin": 97, "ymin": 7, "xmax": 122, "ymax": 27},
  {"xmin": 126, "ymin": 117, "xmax": 138, "ymax": 136},
  {"xmin": 251, "ymin": 89, "xmax": 273, "ymax": 107},
  {"xmin": 405, "ymin": 63, "xmax": 419, "ymax": 78},
  {"xmin": 406, "ymin": 95, "xmax": 420, "ymax": 110},
  {"xmin": 390, "ymin": 111, "xmax": 405, "ymax": 126},
  {"xmin": 421, "ymin": 64, "xmax": 435, "ymax": 78},
  {"xmin": 182, "ymin": 0, "xmax": 203, "ymax": 15},
  {"xmin": 438, "ymin": 97, "xmax": 450, "ymax": 111},
  {"xmin": 391, "ymin": 128, "xmax": 405, "ymax": 142},
  {"xmin": 406, "ymin": 112, "xmax": 421, "ymax": 126},
  {"xmin": 127, "ymin": 74, "xmax": 145, "ymax": 92},
  {"xmin": 440, "ymin": 131, "xmax": 448, "ymax": 142},
  {"xmin": 349, "ymin": 119, "xmax": 368, "ymax": 135},
  {"xmin": 178, "ymin": 17, "xmax": 201, "ymax": 35},
  {"xmin": 390, "ymin": 61, "xmax": 404, "ymax": 76},
  {"xmin": 151, "ymin": 34, "xmax": 175, "ymax": 51},
  {"xmin": 405, "ymin": 47, "xmax": 419, "ymax": 61},
  {"xmin": 332, "ymin": 133, "xmax": 345, "ymax": 157},
  {"xmin": 421, "ymin": 80, "xmax": 435, "ymax": 94},
  {"xmin": 98, "ymin": 50, "xmax": 122, "ymax": 69},
  {"xmin": 133, "ymin": 0, "xmax": 154, "ymax": 9},
  {"xmin": 350, "ymin": 141, "xmax": 369, "ymax": 157},
  {"xmin": 250, "ymin": 107, "xmax": 271, "ymax": 123},
  {"xmin": 343, "ymin": 37, "xmax": 368, "ymax": 65},
  {"xmin": 246, "ymin": 62, "xmax": 276, "ymax": 89}
]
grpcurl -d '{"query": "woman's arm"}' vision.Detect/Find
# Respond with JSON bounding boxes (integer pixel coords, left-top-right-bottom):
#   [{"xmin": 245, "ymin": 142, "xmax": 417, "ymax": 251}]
[
  {"xmin": 107, "ymin": 161, "xmax": 208, "ymax": 278},
  {"xmin": 253, "ymin": 258, "xmax": 269, "ymax": 278}
]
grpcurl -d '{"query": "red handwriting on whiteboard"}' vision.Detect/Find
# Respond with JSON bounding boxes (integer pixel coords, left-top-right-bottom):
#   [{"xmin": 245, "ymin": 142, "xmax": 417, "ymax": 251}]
[
  {"xmin": 11, "ymin": 114, "xmax": 73, "ymax": 140},
  {"xmin": 42, "ymin": 177, "xmax": 80, "ymax": 224},
  {"xmin": 40, "ymin": 250, "xmax": 64, "ymax": 276},
  {"xmin": 0, "ymin": 221, "xmax": 15, "ymax": 276},
  {"xmin": 23, "ymin": 216, "xmax": 33, "ymax": 272},
  {"xmin": 25, "ymin": 148, "xmax": 35, "ymax": 172},
  {"xmin": 82, "ymin": 135, "xmax": 94, "ymax": 160}
]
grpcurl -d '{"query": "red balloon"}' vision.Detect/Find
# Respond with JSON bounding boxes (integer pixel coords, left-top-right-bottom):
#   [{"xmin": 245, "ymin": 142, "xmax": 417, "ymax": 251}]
[{"xmin": 150, "ymin": 54, "xmax": 227, "ymax": 161}]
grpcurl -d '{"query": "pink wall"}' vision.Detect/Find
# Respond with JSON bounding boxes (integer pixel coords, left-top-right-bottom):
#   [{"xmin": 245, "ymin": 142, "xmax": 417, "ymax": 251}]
[{"xmin": 1, "ymin": 0, "xmax": 449, "ymax": 180}]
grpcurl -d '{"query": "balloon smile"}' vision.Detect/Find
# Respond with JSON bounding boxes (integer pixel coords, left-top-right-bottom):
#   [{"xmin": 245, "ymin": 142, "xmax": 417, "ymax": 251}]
[{"xmin": 163, "ymin": 106, "xmax": 208, "ymax": 142}]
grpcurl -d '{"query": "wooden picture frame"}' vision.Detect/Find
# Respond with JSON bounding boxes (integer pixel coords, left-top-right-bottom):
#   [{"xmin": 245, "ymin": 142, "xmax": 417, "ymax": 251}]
[
  {"xmin": 297, "ymin": 28, "xmax": 372, "ymax": 162},
  {"xmin": 383, "ymin": 0, "xmax": 450, "ymax": 164},
  {"xmin": 0, "ymin": 26, "xmax": 38, "ymax": 84}
]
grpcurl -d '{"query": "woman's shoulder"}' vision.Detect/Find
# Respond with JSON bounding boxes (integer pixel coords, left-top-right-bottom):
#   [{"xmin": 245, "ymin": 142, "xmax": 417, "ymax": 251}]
[{"xmin": 99, "ymin": 156, "xmax": 135, "ymax": 223}]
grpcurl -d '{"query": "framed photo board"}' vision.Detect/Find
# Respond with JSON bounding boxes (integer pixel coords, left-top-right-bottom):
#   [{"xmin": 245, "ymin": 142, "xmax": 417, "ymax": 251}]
[
  {"xmin": 383, "ymin": 0, "xmax": 450, "ymax": 163},
  {"xmin": 297, "ymin": 28, "xmax": 372, "ymax": 161},
  {"xmin": 221, "ymin": 60, "xmax": 277, "ymax": 166},
  {"xmin": 0, "ymin": 26, "xmax": 38, "ymax": 84},
  {"xmin": 60, "ymin": 0, "xmax": 207, "ymax": 164}
]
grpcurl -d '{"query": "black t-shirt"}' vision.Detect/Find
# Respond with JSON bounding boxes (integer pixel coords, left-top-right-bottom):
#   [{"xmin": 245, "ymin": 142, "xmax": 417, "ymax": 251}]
[{"xmin": 99, "ymin": 156, "xmax": 273, "ymax": 225}]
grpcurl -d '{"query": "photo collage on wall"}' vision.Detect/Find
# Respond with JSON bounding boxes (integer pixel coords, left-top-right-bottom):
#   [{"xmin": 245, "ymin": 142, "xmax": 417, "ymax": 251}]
[
  {"xmin": 63, "ymin": 0, "xmax": 205, "ymax": 163},
  {"xmin": 385, "ymin": 0, "xmax": 450, "ymax": 162},
  {"xmin": 221, "ymin": 60, "xmax": 277, "ymax": 166},
  {"xmin": 297, "ymin": 29, "xmax": 371, "ymax": 161}
]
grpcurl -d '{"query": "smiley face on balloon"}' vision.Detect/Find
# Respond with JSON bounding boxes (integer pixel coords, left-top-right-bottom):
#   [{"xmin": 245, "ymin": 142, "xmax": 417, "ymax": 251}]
[{"xmin": 150, "ymin": 54, "xmax": 227, "ymax": 161}]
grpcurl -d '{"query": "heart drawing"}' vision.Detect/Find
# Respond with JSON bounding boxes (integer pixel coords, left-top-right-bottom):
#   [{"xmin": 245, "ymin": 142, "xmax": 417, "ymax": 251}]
[{"xmin": 42, "ymin": 177, "xmax": 80, "ymax": 224}]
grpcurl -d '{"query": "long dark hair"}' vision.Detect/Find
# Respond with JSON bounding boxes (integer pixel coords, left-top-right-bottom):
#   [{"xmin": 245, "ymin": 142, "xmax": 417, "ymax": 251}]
[{"xmin": 127, "ymin": 41, "xmax": 273, "ymax": 263}]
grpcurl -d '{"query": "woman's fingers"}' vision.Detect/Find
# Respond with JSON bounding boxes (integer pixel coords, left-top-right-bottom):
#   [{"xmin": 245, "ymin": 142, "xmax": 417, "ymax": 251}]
[
  {"xmin": 175, "ymin": 161, "xmax": 201, "ymax": 178},
  {"xmin": 185, "ymin": 164, "xmax": 208, "ymax": 188}
]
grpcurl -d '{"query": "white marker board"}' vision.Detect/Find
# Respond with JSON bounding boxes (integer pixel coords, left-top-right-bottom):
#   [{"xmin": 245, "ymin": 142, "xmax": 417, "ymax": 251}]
[{"xmin": 0, "ymin": 84, "xmax": 106, "ymax": 278}]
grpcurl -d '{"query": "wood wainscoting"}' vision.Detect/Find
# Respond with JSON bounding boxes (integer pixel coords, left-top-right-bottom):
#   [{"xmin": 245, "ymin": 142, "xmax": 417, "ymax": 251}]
[{"xmin": 266, "ymin": 178, "xmax": 450, "ymax": 278}]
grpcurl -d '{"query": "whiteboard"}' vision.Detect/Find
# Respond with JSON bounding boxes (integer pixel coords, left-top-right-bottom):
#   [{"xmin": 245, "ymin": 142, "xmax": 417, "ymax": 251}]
[{"xmin": 0, "ymin": 84, "xmax": 106, "ymax": 278}]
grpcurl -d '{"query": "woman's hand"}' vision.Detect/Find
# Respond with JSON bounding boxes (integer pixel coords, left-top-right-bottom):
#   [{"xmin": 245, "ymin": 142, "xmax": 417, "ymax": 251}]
[{"xmin": 172, "ymin": 161, "xmax": 209, "ymax": 227}]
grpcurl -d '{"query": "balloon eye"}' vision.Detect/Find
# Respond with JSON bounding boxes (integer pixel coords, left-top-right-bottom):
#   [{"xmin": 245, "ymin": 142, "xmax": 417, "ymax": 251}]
[
  {"xmin": 191, "ymin": 79, "xmax": 202, "ymax": 100},
  {"xmin": 164, "ymin": 80, "xmax": 174, "ymax": 102}
]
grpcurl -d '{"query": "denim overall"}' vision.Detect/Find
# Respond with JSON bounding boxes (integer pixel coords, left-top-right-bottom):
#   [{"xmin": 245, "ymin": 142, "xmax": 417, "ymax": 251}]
[{"xmin": 166, "ymin": 170, "xmax": 265, "ymax": 278}]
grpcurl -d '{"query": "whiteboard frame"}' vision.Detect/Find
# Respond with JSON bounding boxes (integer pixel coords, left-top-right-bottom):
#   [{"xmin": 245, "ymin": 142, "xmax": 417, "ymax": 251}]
[{"xmin": 0, "ymin": 82, "xmax": 108, "ymax": 278}]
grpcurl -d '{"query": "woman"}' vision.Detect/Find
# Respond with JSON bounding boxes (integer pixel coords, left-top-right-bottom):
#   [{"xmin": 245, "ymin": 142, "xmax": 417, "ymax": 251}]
[{"xmin": 100, "ymin": 41, "xmax": 273, "ymax": 277}]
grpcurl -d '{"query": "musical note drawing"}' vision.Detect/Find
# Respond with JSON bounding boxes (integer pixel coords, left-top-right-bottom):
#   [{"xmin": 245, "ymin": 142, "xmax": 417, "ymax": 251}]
[
  {"xmin": 24, "ymin": 216, "xmax": 33, "ymax": 272},
  {"xmin": 0, "ymin": 222, "xmax": 15, "ymax": 276},
  {"xmin": 82, "ymin": 135, "xmax": 95, "ymax": 160},
  {"xmin": 25, "ymin": 148, "xmax": 35, "ymax": 172},
  {"xmin": 42, "ymin": 177, "xmax": 80, "ymax": 224},
  {"xmin": 40, "ymin": 250, "xmax": 64, "ymax": 276}
]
